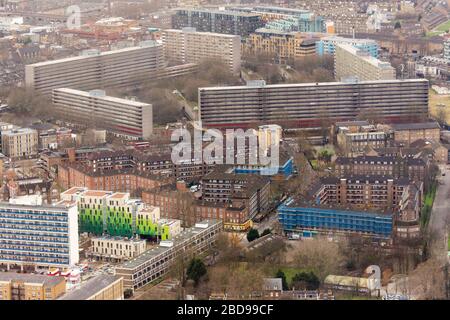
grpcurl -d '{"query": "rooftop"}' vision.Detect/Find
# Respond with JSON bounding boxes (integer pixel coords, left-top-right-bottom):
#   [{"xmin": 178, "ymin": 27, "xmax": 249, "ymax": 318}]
[
  {"xmin": 320, "ymin": 35, "xmax": 378, "ymax": 45},
  {"xmin": 391, "ymin": 122, "xmax": 441, "ymax": 131},
  {"xmin": 0, "ymin": 272, "xmax": 65, "ymax": 286},
  {"xmin": 282, "ymin": 197, "xmax": 393, "ymax": 216},
  {"xmin": 92, "ymin": 235, "xmax": 146, "ymax": 243},
  {"xmin": 175, "ymin": 7, "xmax": 261, "ymax": 18},
  {"xmin": 83, "ymin": 190, "xmax": 112, "ymax": 198},
  {"xmin": 199, "ymin": 78, "xmax": 428, "ymax": 91},
  {"xmin": 165, "ymin": 28, "xmax": 240, "ymax": 39},
  {"xmin": 336, "ymin": 43, "xmax": 394, "ymax": 69},
  {"xmin": 28, "ymin": 42, "xmax": 161, "ymax": 68},
  {"xmin": 59, "ymin": 275, "xmax": 122, "ymax": 300},
  {"xmin": 54, "ymin": 88, "xmax": 151, "ymax": 108},
  {"xmin": 118, "ymin": 219, "xmax": 221, "ymax": 270}
]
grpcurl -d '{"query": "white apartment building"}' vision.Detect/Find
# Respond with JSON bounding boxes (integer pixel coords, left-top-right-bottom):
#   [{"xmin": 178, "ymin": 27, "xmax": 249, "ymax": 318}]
[
  {"xmin": 162, "ymin": 28, "xmax": 241, "ymax": 75},
  {"xmin": 90, "ymin": 236, "xmax": 147, "ymax": 262},
  {"xmin": 1, "ymin": 128, "xmax": 38, "ymax": 158},
  {"xmin": 335, "ymin": 43, "xmax": 396, "ymax": 81},
  {"xmin": 25, "ymin": 41, "xmax": 166, "ymax": 95},
  {"xmin": 52, "ymin": 88, "xmax": 152, "ymax": 140}
]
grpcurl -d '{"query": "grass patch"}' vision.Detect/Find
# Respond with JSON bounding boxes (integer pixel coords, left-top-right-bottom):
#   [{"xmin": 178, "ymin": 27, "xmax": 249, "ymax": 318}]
[
  {"xmin": 310, "ymin": 159, "xmax": 319, "ymax": 170},
  {"xmin": 421, "ymin": 183, "xmax": 437, "ymax": 228},
  {"xmin": 274, "ymin": 267, "xmax": 313, "ymax": 286}
]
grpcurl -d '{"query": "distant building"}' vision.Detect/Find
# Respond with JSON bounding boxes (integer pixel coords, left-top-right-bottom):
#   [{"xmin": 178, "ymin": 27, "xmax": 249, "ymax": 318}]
[
  {"xmin": 1, "ymin": 128, "xmax": 38, "ymax": 158},
  {"xmin": 391, "ymin": 122, "xmax": 441, "ymax": 145},
  {"xmin": 142, "ymin": 181, "xmax": 252, "ymax": 230},
  {"xmin": 334, "ymin": 155, "xmax": 427, "ymax": 182},
  {"xmin": 229, "ymin": 6, "xmax": 325, "ymax": 33},
  {"xmin": 279, "ymin": 173, "xmax": 424, "ymax": 238},
  {"xmin": 243, "ymin": 28, "xmax": 319, "ymax": 63},
  {"xmin": 60, "ymin": 188, "xmax": 180, "ymax": 240},
  {"xmin": 59, "ymin": 275, "xmax": 123, "ymax": 300},
  {"xmin": 56, "ymin": 149, "xmax": 213, "ymax": 191},
  {"xmin": 263, "ymin": 278, "xmax": 283, "ymax": 298},
  {"xmin": 52, "ymin": 88, "xmax": 153, "ymax": 140},
  {"xmin": 89, "ymin": 236, "xmax": 147, "ymax": 262},
  {"xmin": 0, "ymin": 273, "xmax": 66, "ymax": 300},
  {"xmin": 0, "ymin": 198, "xmax": 79, "ymax": 269},
  {"xmin": 57, "ymin": 164, "xmax": 170, "ymax": 193},
  {"xmin": 25, "ymin": 41, "xmax": 166, "ymax": 95},
  {"xmin": 199, "ymin": 79, "xmax": 429, "ymax": 129},
  {"xmin": 444, "ymin": 38, "xmax": 450, "ymax": 61},
  {"xmin": 279, "ymin": 198, "xmax": 393, "ymax": 238},
  {"xmin": 202, "ymin": 168, "xmax": 270, "ymax": 219},
  {"xmin": 162, "ymin": 28, "xmax": 241, "ymax": 74},
  {"xmin": 334, "ymin": 43, "xmax": 395, "ymax": 81},
  {"xmin": 335, "ymin": 121, "xmax": 389, "ymax": 157},
  {"xmin": 316, "ymin": 36, "xmax": 379, "ymax": 57},
  {"xmin": 172, "ymin": 8, "xmax": 264, "ymax": 37}
]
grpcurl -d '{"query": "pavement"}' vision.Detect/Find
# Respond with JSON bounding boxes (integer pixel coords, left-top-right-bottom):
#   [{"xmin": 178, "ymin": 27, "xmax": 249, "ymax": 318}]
[{"xmin": 428, "ymin": 165, "xmax": 450, "ymax": 263}]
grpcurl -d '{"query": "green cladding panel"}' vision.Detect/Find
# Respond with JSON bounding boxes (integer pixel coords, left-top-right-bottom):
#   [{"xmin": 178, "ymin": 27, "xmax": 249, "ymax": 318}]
[{"xmin": 78, "ymin": 204, "xmax": 172, "ymax": 240}]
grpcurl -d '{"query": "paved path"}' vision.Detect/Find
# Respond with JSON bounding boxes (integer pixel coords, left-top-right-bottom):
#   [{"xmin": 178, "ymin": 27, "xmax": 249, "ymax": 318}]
[{"xmin": 428, "ymin": 165, "xmax": 450, "ymax": 263}]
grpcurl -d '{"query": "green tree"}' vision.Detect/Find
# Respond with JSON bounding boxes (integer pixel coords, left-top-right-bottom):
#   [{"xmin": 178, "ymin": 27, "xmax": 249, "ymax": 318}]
[
  {"xmin": 246, "ymin": 228, "xmax": 260, "ymax": 242},
  {"xmin": 394, "ymin": 21, "xmax": 401, "ymax": 29},
  {"xmin": 275, "ymin": 269, "xmax": 289, "ymax": 290},
  {"xmin": 318, "ymin": 149, "xmax": 333, "ymax": 163},
  {"xmin": 291, "ymin": 271, "xmax": 320, "ymax": 290},
  {"xmin": 186, "ymin": 258, "xmax": 207, "ymax": 286},
  {"xmin": 261, "ymin": 228, "xmax": 272, "ymax": 237}
]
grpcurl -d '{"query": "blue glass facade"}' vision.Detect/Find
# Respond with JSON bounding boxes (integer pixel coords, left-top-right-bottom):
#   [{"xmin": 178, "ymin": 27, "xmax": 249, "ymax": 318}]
[
  {"xmin": 278, "ymin": 199, "xmax": 392, "ymax": 238},
  {"xmin": 316, "ymin": 37, "xmax": 379, "ymax": 58},
  {"xmin": 265, "ymin": 14, "xmax": 325, "ymax": 33},
  {"xmin": 233, "ymin": 157, "xmax": 293, "ymax": 178}
]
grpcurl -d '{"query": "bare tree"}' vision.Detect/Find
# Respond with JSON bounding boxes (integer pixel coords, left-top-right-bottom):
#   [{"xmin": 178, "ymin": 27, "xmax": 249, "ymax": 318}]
[{"xmin": 292, "ymin": 236, "xmax": 345, "ymax": 280}]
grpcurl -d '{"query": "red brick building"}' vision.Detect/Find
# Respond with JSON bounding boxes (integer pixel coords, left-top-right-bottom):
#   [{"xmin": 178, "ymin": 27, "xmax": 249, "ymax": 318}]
[{"xmin": 57, "ymin": 164, "xmax": 172, "ymax": 194}]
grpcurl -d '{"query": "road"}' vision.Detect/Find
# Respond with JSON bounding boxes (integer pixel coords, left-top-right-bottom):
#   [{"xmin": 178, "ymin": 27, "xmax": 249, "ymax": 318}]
[{"xmin": 428, "ymin": 165, "xmax": 450, "ymax": 263}]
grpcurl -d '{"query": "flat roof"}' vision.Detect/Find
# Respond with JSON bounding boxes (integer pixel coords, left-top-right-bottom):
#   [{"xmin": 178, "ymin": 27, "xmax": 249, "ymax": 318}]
[
  {"xmin": 2, "ymin": 128, "xmax": 37, "ymax": 135},
  {"xmin": 164, "ymin": 28, "xmax": 239, "ymax": 39},
  {"xmin": 320, "ymin": 35, "xmax": 378, "ymax": 44},
  {"xmin": 59, "ymin": 275, "xmax": 121, "ymax": 300},
  {"xmin": 175, "ymin": 7, "xmax": 261, "ymax": 17},
  {"xmin": 0, "ymin": 201, "xmax": 75, "ymax": 211},
  {"xmin": 391, "ymin": 122, "xmax": 440, "ymax": 131},
  {"xmin": 61, "ymin": 187, "xmax": 86, "ymax": 196},
  {"xmin": 54, "ymin": 88, "xmax": 151, "ymax": 108},
  {"xmin": 118, "ymin": 219, "xmax": 221, "ymax": 270},
  {"xmin": 254, "ymin": 27, "xmax": 298, "ymax": 36},
  {"xmin": 0, "ymin": 272, "xmax": 65, "ymax": 286},
  {"xmin": 28, "ymin": 42, "xmax": 161, "ymax": 68},
  {"xmin": 83, "ymin": 190, "xmax": 112, "ymax": 198},
  {"xmin": 108, "ymin": 192, "xmax": 129, "ymax": 200},
  {"xmin": 199, "ymin": 78, "xmax": 428, "ymax": 91},
  {"xmin": 92, "ymin": 235, "xmax": 146, "ymax": 243},
  {"xmin": 336, "ymin": 43, "xmax": 394, "ymax": 69}
]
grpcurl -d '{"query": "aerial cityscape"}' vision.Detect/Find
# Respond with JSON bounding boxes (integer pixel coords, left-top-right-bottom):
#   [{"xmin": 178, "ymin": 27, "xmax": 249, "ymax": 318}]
[{"xmin": 0, "ymin": 0, "xmax": 449, "ymax": 305}]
